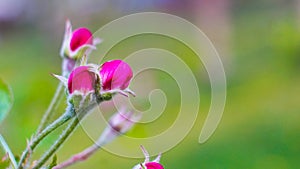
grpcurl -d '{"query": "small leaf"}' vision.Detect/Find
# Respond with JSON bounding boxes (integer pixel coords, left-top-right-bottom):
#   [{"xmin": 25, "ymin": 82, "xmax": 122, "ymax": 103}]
[
  {"xmin": 48, "ymin": 154, "xmax": 57, "ymax": 169},
  {"xmin": 0, "ymin": 78, "xmax": 13, "ymax": 124}
]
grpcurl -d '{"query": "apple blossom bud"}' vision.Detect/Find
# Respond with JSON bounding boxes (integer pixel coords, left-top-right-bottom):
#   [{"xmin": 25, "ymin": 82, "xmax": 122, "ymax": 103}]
[
  {"xmin": 145, "ymin": 162, "xmax": 164, "ymax": 169},
  {"xmin": 60, "ymin": 19, "xmax": 100, "ymax": 60},
  {"xmin": 70, "ymin": 28, "xmax": 93, "ymax": 51},
  {"xmin": 99, "ymin": 60, "xmax": 134, "ymax": 96},
  {"xmin": 68, "ymin": 66, "xmax": 97, "ymax": 94},
  {"xmin": 132, "ymin": 146, "xmax": 164, "ymax": 169}
]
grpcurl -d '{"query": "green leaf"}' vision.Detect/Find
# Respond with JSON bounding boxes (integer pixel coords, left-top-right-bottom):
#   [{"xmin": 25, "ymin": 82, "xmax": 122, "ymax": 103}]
[{"xmin": 0, "ymin": 78, "xmax": 13, "ymax": 124}]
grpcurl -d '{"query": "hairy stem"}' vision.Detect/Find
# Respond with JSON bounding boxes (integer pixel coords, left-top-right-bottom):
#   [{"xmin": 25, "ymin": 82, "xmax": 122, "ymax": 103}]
[
  {"xmin": 32, "ymin": 117, "xmax": 79, "ymax": 169},
  {"xmin": 37, "ymin": 82, "xmax": 64, "ymax": 134},
  {"xmin": 17, "ymin": 104, "xmax": 74, "ymax": 169},
  {"xmin": 32, "ymin": 102, "xmax": 98, "ymax": 169}
]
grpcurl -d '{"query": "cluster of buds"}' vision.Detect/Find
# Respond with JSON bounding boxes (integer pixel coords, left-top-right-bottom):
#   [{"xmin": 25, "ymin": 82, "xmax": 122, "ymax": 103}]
[
  {"xmin": 54, "ymin": 59, "xmax": 134, "ymax": 112},
  {"xmin": 51, "ymin": 20, "xmax": 165, "ymax": 169},
  {"xmin": 66, "ymin": 60, "xmax": 133, "ymax": 96},
  {"xmin": 51, "ymin": 20, "xmax": 134, "ymax": 119}
]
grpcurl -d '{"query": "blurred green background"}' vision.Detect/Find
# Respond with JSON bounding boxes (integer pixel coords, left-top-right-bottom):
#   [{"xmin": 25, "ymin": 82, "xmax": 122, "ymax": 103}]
[{"xmin": 0, "ymin": 0, "xmax": 300, "ymax": 168}]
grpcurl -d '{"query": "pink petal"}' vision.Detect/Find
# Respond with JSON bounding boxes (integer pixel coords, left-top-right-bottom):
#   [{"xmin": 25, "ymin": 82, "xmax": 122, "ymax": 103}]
[
  {"xmin": 145, "ymin": 162, "xmax": 164, "ymax": 169},
  {"xmin": 99, "ymin": 60, "xmax": 133, "ymax": 91},
  {"xmin": 68, "ymin": 66, "xmax": 96, "ymax": 94},
  {"xmin": 70, "ymin": 28, "xmax": 93, "ymax": 51}
]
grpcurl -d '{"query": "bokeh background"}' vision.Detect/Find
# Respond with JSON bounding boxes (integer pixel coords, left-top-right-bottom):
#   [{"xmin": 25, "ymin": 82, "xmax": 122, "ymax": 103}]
[{"xmin": 0, "ymin": 0, "xmax": 300, "ymax": 168}]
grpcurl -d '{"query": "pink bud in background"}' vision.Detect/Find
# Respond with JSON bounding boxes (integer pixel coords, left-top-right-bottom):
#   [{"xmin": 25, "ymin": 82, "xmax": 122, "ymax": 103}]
[
  {"xmin": 97, "ymin": 109, "xmax": 141, "ymax": 146},
  {"xmin": 108, "ymin": 111, "xmax": 138, "ymax": 134},
  {"xmin": 68, "ymin": 66, "xmax": 96, "ymax": 94},
  {"xmin": 99, "ymin": 60, "xmax": 133, "ymax": 95}
]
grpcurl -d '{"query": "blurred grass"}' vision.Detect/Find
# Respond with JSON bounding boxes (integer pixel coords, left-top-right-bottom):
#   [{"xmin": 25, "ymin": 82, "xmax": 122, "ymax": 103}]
[{"xmin": 0, "ymin": 2, "xmax": 300, "ymax": 169}]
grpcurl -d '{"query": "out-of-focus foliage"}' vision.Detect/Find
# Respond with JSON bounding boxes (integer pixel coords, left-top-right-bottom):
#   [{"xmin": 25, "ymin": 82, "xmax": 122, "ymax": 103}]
[{"xmin": 0, "ymin": 79, "xmax": 13, "ymax": 124}]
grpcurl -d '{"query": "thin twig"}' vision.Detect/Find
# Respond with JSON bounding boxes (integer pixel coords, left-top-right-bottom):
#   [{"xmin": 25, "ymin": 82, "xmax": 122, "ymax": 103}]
[
  {"xmin": 53, "ymin": 144, "xmax": 100, "ymax": 169},
  {"xmin": 0, "ymin": 134, "xmax": 17, "ymax": 169}
]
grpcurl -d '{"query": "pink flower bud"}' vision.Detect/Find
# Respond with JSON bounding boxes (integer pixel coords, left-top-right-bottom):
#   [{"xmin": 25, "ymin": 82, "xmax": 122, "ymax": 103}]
[
  {"xmin": 132, "ymin": 146, "xmax": 164, "ymax": 169},
  {"xmin": 99, "ymin": 60, "xmax": 133, "ymax": 94},
  {"xmin": 145, "ymin": 162, "xmax": 164, "ymax": 169},
  {"xmin": 60, "ymin": 20, "xmax": 101, "ymax": 59},
  {"xmin": 70, "ymin": 28, "xmax": 93, "ymax": 51},
  {"xmin": 68, "ymin": 66, "xmax": 96, "ymax": 94}
]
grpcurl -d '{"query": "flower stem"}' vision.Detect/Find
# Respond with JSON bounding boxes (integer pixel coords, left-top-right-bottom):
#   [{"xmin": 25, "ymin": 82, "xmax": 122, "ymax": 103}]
[
  {"xmin": 17, "ymin": 104, "xmax": 74, "ymax": 169},
  {"xmin": 36, "ymin": 82, "xmax": 64, "ymax": 134},
  {"xmin": 0, "ymin": 134, "xmax": 18, "ymax": 169},
  {"xmin": 32, "ymin": 116, "xmax": 80, "ymax": 169},
  {"xmin": 32, "ymin": 102, "xmax": 98, "ymax": 169}
]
